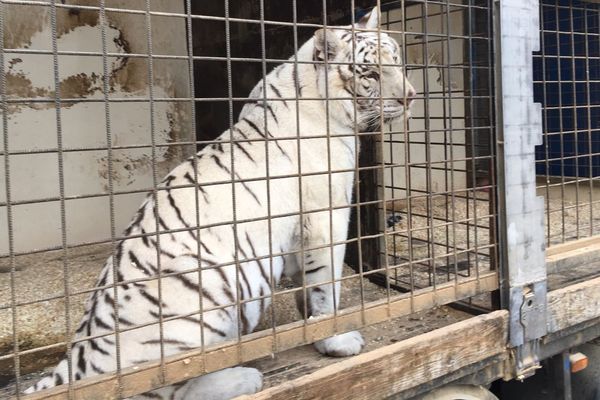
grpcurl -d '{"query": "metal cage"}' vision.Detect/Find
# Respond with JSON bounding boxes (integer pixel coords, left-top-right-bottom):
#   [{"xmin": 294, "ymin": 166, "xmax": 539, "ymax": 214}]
[{"xmin": 0, "ymin": 0, "xmax": 599, "ymax": 399}]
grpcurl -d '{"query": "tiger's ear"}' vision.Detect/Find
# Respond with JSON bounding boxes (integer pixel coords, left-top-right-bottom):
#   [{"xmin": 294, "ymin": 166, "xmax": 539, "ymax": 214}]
[
  {"xmin": 356, "ymin": 7, "xmax": 380, "ymax": 29},
  {"xmin": 314, "ymin": 28, "xmax": 342, "ymax": 61}
]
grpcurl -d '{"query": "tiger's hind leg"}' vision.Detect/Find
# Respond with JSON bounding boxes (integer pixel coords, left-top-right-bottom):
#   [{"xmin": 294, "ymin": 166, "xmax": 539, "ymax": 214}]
[{"xmin": 172, "ymin": 367, "xmax": 263, "ymax": 400}]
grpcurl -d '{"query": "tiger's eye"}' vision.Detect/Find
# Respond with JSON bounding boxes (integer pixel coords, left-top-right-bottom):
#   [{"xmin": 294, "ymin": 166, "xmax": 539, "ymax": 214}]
[{"xmin": 365, "ymin": 71, "xmax": 379, "ymax": 80}]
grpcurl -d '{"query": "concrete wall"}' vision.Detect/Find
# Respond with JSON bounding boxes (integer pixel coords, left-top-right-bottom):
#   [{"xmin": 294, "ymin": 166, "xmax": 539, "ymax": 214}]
[
  {"xmin": 382, "ymin": 5, "xmax": 467, "ymax": 199},
  {"xmin": 0, "ymin": 0, "xmax": 192, "ymax": 254}
]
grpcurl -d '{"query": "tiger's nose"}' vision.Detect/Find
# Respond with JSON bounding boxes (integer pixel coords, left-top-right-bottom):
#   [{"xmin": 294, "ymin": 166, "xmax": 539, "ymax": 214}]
[{"xmin": 398, "ymin": 89, "xmax": 416, "ymax": 106}]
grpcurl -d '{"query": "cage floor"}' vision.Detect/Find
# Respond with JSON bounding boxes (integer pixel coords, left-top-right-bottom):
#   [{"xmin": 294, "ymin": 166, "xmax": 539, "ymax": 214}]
[
  {"xmin": 539, "ymin": 178, "xmax": 600, "ymax": 246},
  {"xmin": 384, "ymin": 194, "xmax": 494, "ymax": 291},
  {"xmin": 0, "ymin": 242, "xmax": 466, "ymax": 389},
  {"xmin": 0, "ymin": 304, "xmax": 472, "ymax": 398}
]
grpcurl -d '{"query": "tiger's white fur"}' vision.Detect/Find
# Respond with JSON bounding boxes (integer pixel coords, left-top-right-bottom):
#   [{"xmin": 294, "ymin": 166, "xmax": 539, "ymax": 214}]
[{"xmin": 26, "ymin": 9, "xmax": 415, "ymax": 399}]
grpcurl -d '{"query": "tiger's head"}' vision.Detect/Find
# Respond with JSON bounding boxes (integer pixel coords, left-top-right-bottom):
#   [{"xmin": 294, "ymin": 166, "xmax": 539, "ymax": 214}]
[{"xmin": 312, "ymin": 9, "xmax": 416, "ymax": 131}]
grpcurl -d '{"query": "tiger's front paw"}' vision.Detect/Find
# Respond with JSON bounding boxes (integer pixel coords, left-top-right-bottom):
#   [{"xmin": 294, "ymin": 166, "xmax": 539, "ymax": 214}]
[{"xmin": 314, "ymin": 330, "xmax": 364, "ymax": 357}]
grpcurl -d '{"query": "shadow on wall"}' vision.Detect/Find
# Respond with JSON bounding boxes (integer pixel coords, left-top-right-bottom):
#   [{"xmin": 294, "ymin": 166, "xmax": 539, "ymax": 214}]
[{"xmin": 0, "ymin": 0, "xmax": 193, "ymax": 254}]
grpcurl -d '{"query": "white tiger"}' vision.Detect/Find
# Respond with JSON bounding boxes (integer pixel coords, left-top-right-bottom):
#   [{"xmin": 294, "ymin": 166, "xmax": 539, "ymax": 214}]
[{"xmin": 26, "ymin": 8, "xmax": 415, "ymax": 399}]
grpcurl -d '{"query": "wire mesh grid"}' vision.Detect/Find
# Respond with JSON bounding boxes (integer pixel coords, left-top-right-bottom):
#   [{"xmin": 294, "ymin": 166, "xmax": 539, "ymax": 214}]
[
  {"xmin": 365, "ymin": 1, "xmax": 498, "ymax": 299},
  {"xmin": 534, "ymin": 0, "xmax": 600, "ymax": 247},
  {"xmin": 0, "ymin": 0, "xmax": 498, "ymax": 398}
]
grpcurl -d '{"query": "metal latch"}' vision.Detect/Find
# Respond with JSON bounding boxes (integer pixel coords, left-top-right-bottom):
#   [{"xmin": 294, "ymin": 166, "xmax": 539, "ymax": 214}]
[
  {"xmin": 514, "ymin": 339, "xmax": 542, "ymax": 380},
  {"xmin": 512, "ymin": 283, "xmax": 547, "ymax": 379}
]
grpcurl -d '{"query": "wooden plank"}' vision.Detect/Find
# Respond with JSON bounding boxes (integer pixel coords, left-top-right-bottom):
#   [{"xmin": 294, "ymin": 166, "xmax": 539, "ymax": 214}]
[
  {"xmin": 236, "ymin": 311, "xmax": 509, "ymax": 400},
  {"xmin": 546, "ymin": 236, "xmax": 600, "ymax": 258},
  {"xmin": 547, "ymin": 276, "xmax": 600, "ymax": 333},
  {"xmin": 546, "ymin": 236, "xmax": 600, "ymax": 275},
  {"xmin": 18, "ymin": 273, "xmax": 498, "ymax": 400}
]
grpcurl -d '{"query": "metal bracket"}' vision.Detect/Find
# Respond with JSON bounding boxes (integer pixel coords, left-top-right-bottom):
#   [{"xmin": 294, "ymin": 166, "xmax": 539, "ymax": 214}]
[
  {"xmin": 514, "ymin": 281, "xmax": 547, "ymax": 344},
  {"xmin": 508, "ymin": 281, "xmax": 547, "ymax": 378}
]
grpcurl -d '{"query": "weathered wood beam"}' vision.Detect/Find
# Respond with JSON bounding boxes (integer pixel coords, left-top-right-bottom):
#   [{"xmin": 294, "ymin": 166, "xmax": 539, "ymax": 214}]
[
  {"xmin": 237, "ymin": 311, "xmax": 509, "ymax": 400},
  {"xmin": 547, "ymin": 276, "xmax": 600, "ymax": 333}
]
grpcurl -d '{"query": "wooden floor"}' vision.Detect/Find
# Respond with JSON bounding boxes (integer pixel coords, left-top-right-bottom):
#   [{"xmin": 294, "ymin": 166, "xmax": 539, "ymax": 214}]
[
  {"xmin": 247, "ymin": 306, "xmax": 473, "ymax": 392},
  {"xmin": 546, "ymin": 236, "xmax": 600, "ymax": 290}
]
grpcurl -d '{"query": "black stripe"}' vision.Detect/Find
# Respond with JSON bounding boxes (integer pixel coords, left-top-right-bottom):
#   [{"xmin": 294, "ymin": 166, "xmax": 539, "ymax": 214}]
[
  {"xmin": 166, "ymin": 190, "xmax": 197, "ymax": 242},
  {"xmin": 149, "ymin": 238, "xmax": 176, "ymax": 259},
  {"xmin": 259, "ymin": 285, "xmax": 266, "ymax": 313},
  {"xmin": 269, "ymin": 83, "xmax": 288, "ymax": 108},
  {"xmin": 245, "ymin": 232, "xmax": 270, "ymax": 286},
  {"xmin": 90, "ymin": 361, "xmax": 104, "ymax": 375},
  {"xmin": 139, "ymin": 289, "xmax": 165, "ymax": 307},
  {"xmin": 204, "ymin": 320, "xmax": 228, "ymax": 337},
  {"xmin": 129, "ymin": 250, "xmax": 151, "ymax": 276},
  {"xmin": 115, "ymin": 269, "xmax": 130, "ymax": 290},
  {"xmin": 255, "ymin": 102, "xmax": 278, "ymax": 123},
  {"xmin": 157, "ymin": 215, "xmax": 176, "ymax": 241},
  {"xmin": 343, "ymin": 107, "xmax": 353, "ymax": 123},
  {"xmin": 139, "ymin": 392, "xmax": 163, "ymax": 399},
  {"xmin": 89, "ymin": 339, "xmax": 110, "ymax": 356},
  {"xmin": 145, "ymin": 261, "xmax": 158, "ymax": 274},
  {"xmin": 124, "ymin": 204, "xmax": 146, "ymax": 236},
  {"xmin": 162, "ymin": 269, "xmax": 221, "ymax": 308},
  {"xmin": 142, "ymin": 338, "xmax": 187, "ymax": 345},
  {"xmin": 94, "ymin": 316, "xmax": 112, "ymax": 331},
  {"xmin": 183, "ymin": 172, "xmax": 209, "ymax": 202},
  {"xmin": 77, "ymin": 346, "xmax": 86, "ymax": 374},
  {"xmin": 238, "ymin": 282, "xmax": 250, "ymax": 334},
  {"xmin": 211, "ymin": 142, "xmax": 224, "ymax": 153},
  {"xmin": 87, "ymin": 298, "xmax": 98, "ymax": 336},
  {"xmin": 181, "ymin": 252, "xmax": 214, "ymax": 265},
  {"xmin": 243, "ymin": 118, "xmax": 266, "ymax": 138},
  {"xmin": 140, "ymin": 227, "xmax": 150, "ymax": 247},
  {"xmin": 292, "ymin": 67, "xmax": 302, "ymax": 96},
  {"xmin": 75, "ymin": 321, "xmax": 87, "ymax": 334},
  {"xmin": 163, "ymin": 175, "xmax": 176, "ymax": 186},
  {"xmin": 54, "ymin": 374, "xmax": 63, "ymax": 386},
  {"xmin": 199, "ymin": 240, "xmax": 214, "ymax": 255},
  {"xmin": 244, "ymin": 118, "xmax": 290, "ymax": 163},
  {"xmin": 270, "ymin": 137, "xmax": 292, "ymax": 162},
  {"xmin": 97, "ymin": 268, "xmax": 108, "ymax": 287},
  {"xmin": 233, "ymin": 141, "xmax": 256, "ymax": 163},
  {"xmin": 212, "ymin": 263, "xmax": 233, "ymax": 293},
  {"xmin": 149, "ymin": 310, "xmax": 171, "ymax": 319},
  {"xmin": 211, "ymin": 154, "xmax": 231, "ymax": 174},
  {"xmin": 238, "ymin": 263, "xmax": 253, "ymax": 302},
  {"xmin": 103, "ymin": 292, "xmax": 116, "ymax": 310},
  {"xmin": 172, "ymin": 314, "xmax": 228, "ymax": 337},
  {"xmin": 232, "ymin": 126, "xmax": 249, "ymax": 140},
  {"xmin": 235, "ymin": 173, "xmax": 262, "ymax": 206},
  {"xmin": 306, "ymin": 265, "xmax": 327, "ymax": 274},
  {"xmin": 114, "ymin": 315, "xmax": 134, "ymax": 326},
  {"xmin": 222, "ymin": 283, "xmax": 235, "ymax": 304},
  {"xmin": 266, "ymin": 103, "xmax": 277, "ymax": 122}
]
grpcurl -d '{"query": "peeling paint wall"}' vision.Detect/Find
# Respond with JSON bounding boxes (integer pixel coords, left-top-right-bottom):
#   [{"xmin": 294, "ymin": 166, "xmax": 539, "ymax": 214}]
[
  {"xmin": 0, "ymin": 0, "xmax": 192, "ymax": 254},
  {"xmin": 383, "ymin": 6, "xmax": 467, "ymax": 197}
]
